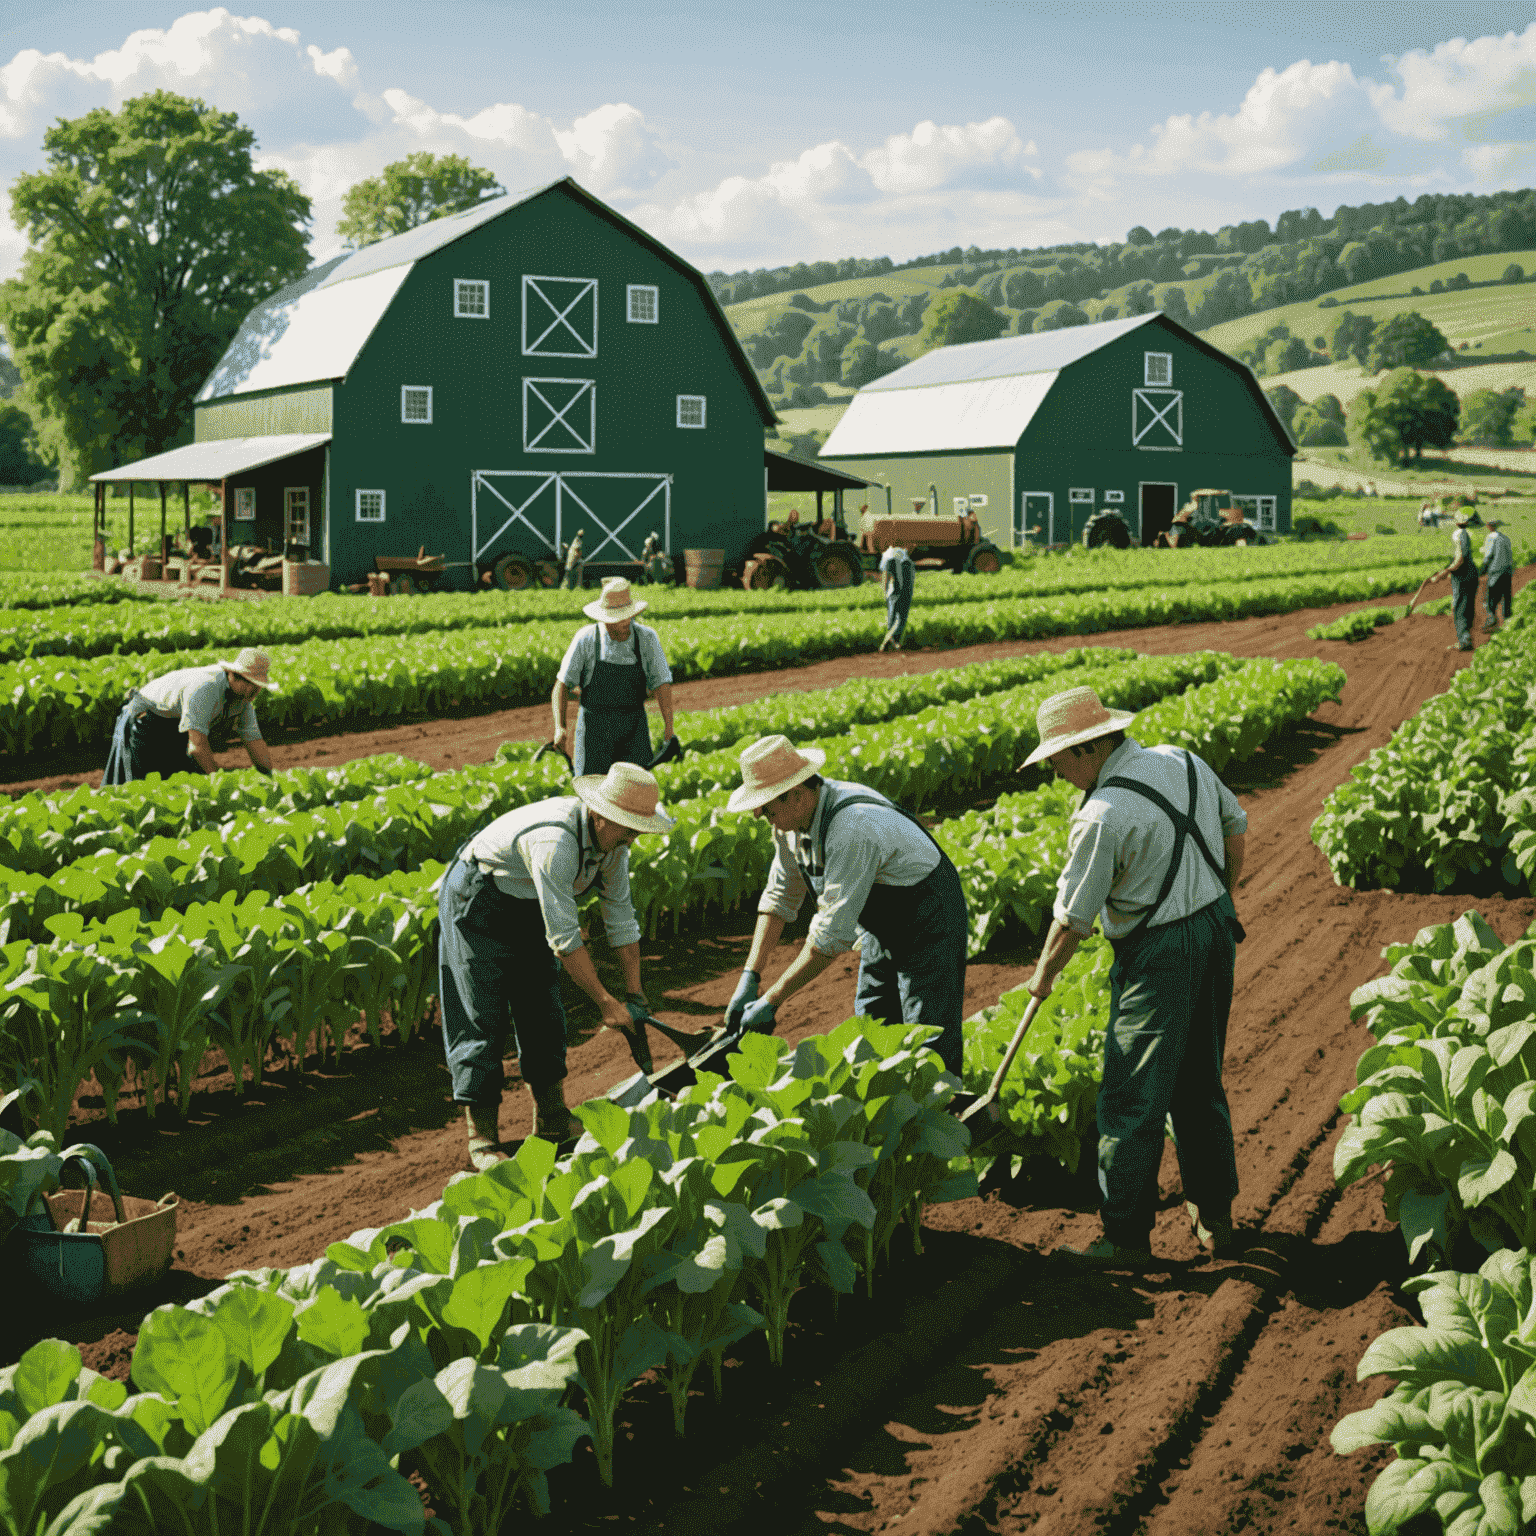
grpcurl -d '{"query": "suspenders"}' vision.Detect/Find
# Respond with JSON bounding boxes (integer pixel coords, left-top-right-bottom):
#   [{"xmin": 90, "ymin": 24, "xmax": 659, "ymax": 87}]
[
  {"xmin": 791, "ymin": 788, "xmax": 942, "ymax": 896},
  {"xmin": 1100, "ymin": 751, "xmax": 1227, "ymax": 941}
]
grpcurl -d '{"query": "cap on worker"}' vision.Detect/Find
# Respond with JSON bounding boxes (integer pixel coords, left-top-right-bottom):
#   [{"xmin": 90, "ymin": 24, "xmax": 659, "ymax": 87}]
[
  {"xmin": 573, "ymin": 761, "xmax": 675, "ymax": 834},
  {"xmin": 726, "ymin": 735, "xmax": 827, "ymax": 812},
  {"xmin": 1454, "ymin": 510, "xmax": 1475, "ymax": 526},
  {"xmin": 218, "ymin": 647, "xmax": 276, "ymax": 691},
  {"xmin": 1022, "ymin": 686, "xmax": 1135, "ymax": 768},
  {"xmin": 583, "ymin": 576, "xmax": 648, "ymax": 624}
]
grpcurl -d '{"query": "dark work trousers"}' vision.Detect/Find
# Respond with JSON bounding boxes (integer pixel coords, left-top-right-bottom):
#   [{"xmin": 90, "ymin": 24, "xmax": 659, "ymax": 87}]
[
  {"xmin": 884, "ymin": 565, "xmax": 915, "ymax": 643},
  {"xmin": 101, "ymin": 697, "xmax": 201, "ymax": 785},
  {"xmin": 438, "ymin": 856, "xmax": 567, "ymax": 1104},
  {"xmin": 1097, "ymin": 895, "xmax": 1240, "ymax": 1248},
  {"xmin": 571, "ymin": 628, "xmax": 652, "ymax": 777},
  {"xmin": 1486, "ymin": 572, "xmax": 1513, "ymax": 625},
  {"xmin": 1452, "ymin": 569, "xmax": 1479, "ymax": 647},
  {"xmin": 852, "ymin": 857, "xmax": 969, "ymax": 1074}
]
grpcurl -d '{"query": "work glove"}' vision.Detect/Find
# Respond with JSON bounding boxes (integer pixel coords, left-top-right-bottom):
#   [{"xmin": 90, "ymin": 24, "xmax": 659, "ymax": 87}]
[
  {"xmin": 738, "ymin": 996, "xmax": 778, "ymax": 1036},
  {"xmin": 618, "ymin": 995, "xmax": 654, "ymax": 1074},
  {"xmin": 624, "ymin": 995, "xmax": 653, "ymax": 1026},
  {"xmin": 724, "ymin": 970, "xmax": 759, "ymax": 1031}
]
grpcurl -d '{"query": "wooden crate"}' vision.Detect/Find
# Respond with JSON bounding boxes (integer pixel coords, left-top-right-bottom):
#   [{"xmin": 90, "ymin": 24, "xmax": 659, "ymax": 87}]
[{"xmin": 282, "ymin": 560, "xmax": 330, "ymax": 596}]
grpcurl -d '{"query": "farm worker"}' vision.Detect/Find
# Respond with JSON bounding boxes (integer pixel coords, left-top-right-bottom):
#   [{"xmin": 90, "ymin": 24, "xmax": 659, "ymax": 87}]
[
  {"xmin": 1431, "ymin": 510, "xmax": 1479, "ymax": 651},
  {"xmin": 878, "ymin": 544, "xmax": 916, "ymax": 653},
  {"xmin": 639, "ymin": 530, "xmax": 664, "ymax": 583},
  {"xmin": 1481, "ymin": 519, "xmax": 1514, "ymax": 631},
  {"xmin": 101, "ymin": 647, "xmax": 276, "ymax": 785},
  {"xmin": 721, "ymin": 735, "xmax": 969, "ymax": 1074},
  {"xmin": 551, "ymin": 576, "xmax": 675, "ymax": 777},
  {"xmin": 438, "ymin": 761, "xmax": 676, "ymax": 1167},
  {"xmin": 562, "ymin": 528, "xmax": 585, "ymax": 590},
  {"xmin": 1023, "ymin": 686, "xmax": 1247, "ymax": 1267}
]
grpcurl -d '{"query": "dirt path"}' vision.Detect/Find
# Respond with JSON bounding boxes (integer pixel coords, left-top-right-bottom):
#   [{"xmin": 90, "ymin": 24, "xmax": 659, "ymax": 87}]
[{"xmin": 14, "ymin": 574, "xmax": 1536, "ymax": 1534}]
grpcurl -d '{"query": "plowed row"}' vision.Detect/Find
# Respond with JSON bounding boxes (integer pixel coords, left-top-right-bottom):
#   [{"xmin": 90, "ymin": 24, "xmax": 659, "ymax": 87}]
[{"xmin": 8, "ymin": 574, "xmax": 1535, "ymax": 1535}]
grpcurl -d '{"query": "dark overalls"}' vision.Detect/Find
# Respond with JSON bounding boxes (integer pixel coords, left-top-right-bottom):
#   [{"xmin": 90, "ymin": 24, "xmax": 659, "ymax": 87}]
[
  {"xmin": 796, "ymin": 785, "xmax": 969, "ymax": 1074},
  {"xmin": 101, "ymin": 686, "xmax": 240, "ymax": 786},
  {"xmin": 438, "ymin": 805, "xmax": 599, "ymax": 1103},
  {"xmin": 883, "ymin": 552, "xmax": 915, "ymax": 643},
  {"xmin": 1451, "ymin": 527, "xmax": 1478, "ymax": 648},
  {"xmin": 1093, "ymin": 752, "xmax": 1243, "ymax": 1248},
  {"xmin": 571, "ymin": 626, "xmax": 653, "ymax": 777}
]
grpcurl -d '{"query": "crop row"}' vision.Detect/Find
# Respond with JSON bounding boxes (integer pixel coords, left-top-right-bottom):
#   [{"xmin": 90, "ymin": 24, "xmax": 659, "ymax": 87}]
[
  {"xmin": 0, "ymin": 656, "xmax": 1343, "ymax": 1149},
  {"xmin": 1312, "ymin": 596, "xmax": 1534, "ymax": 892},
  {"xmin": 0, "ymin": 653, "xmax": 1238, "ymax": 941},
  {"xmin": 0, "ymin": 1015, "xmax": 970, "ymax": 1528},
  {"xmin": 1330, "ymin": 912, "xmax": 1536, "ymax": 1536},
  {"xmin": 0, "ymin": 535, "xmax": 1473, "ymax": 662},
  {"xmin": 0, "ymin": 647, "xmax": 1135, "ymax": 872},
  {"xmin": 0, "ymin": 558, "xmax": 1424, "ymax": 756}
]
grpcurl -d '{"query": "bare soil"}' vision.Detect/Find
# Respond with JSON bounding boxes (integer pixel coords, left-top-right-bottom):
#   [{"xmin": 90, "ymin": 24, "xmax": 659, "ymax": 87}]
[{"xmin": 10, "ymin": 574, "xmax": 1535, "ymax": 1535}]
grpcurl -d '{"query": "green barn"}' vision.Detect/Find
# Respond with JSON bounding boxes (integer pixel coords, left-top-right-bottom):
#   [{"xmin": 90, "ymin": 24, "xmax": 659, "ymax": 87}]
[
  {"xmin": 820, "ymin": 312, "xmax": 1294, "ymax": 549},
  {"xmin": 99, "ymin": 177, "xmax": 777, "ymax": 590}
]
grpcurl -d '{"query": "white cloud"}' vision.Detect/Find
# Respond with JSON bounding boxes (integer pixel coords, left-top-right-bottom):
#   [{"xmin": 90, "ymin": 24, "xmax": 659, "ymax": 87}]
[
  {"xmin": 863, "ymin": 117, "xmax": 1038, "ymax": 194},
  {"xmin": 1379, "ymin": 24, "xmax": 1536, "ymax": 141},
  {"xmin": 554, "ymin": 104, "xmax": 674, "ymax": 195}
]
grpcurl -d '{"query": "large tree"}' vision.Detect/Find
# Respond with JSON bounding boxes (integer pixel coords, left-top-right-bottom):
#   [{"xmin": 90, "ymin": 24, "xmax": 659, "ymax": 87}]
[
  {"xmin": 919, "ymin": 288, "xmax": 1008, "ymax": 348},
  {"xmin": 337, "ymin": 152, "xmax": 505, "ymax": 249},
  {"xmin": 1351, "ymin": 368, "xmax": 1459, "ymax": 466},
  {"xmin": 1367, "ymin": 311, "xmax": 1449, "ymax": 371},
  {"xmin": 0, "ymin": 91, "xmax": 310, "ymax": 487}
]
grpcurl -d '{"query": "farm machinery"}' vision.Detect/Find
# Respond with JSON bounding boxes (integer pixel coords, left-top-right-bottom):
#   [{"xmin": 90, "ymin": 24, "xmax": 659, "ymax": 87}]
[
  {"xmin": 1082, "ymin": 489, "xmax": 1267, "ymax": 550},
  {"xmin": 854, "ymin": 508, "xmax": 1004, "ymax": 575}
]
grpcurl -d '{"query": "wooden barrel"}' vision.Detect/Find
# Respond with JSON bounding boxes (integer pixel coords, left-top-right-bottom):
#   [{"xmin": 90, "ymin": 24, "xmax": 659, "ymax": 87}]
[{"xmin": 683, "ymin": 547, "xmax": 725, "ymax": 589}]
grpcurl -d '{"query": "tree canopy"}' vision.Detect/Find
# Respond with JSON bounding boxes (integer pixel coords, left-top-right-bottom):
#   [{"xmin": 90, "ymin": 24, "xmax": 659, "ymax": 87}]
[
  {"xmin": 1351, "ymin": 369, "xmax": 1459, "ymax": 466},
  {"xmin": 1367, "ymin": 311, "xmax": 1449, "ymax": 371},
  {"xmin": 1458, "ymin": 386, "xmax": 1525, "ymax": 447},
  {"xmin": 0, "ymin": 90, "xmax": 311, "ymax": 487},
  {"xmin": 337, "ymin": 153, "xmax": 505, "ymax": 249},
  {"xmin": 919, "ymin": 288, "xmax": 1008, "ymax": 348}
]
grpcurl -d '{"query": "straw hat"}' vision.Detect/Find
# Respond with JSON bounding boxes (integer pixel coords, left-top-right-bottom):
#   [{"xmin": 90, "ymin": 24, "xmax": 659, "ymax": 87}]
[
  {"xmin": 583, "ymin": 576, "xmax": 647, "ymax": 624},
  {"xmin": 1454, "ymin": 510, "xmax": 1474, "ymax": 526},
  {"xmin": 1021, "ymin": 687, "xmax": 1135, "ymax": 768},
  {"xmin": 726, "ymin": 735, "xmax": 827, "ymax": 813},
  {"xmin": 218, "ymin": 647, "xmax": 276, "ymax": 690},
  {"xmin": 573, "ymin": 761, "xmax": 675, "ymax": 834}
]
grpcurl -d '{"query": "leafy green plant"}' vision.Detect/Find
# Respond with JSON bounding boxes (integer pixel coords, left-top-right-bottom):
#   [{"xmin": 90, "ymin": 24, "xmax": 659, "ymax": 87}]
[{"xmin": 1333, "ymin": 1248, "xmax": 1536, "ymax": 1535}]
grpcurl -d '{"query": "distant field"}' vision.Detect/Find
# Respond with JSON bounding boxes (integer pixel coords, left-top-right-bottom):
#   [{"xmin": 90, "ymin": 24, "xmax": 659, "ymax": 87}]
[
  {"xmin": 1266, "ymin": 353, "xmax": 1536, "ymax": 409},
  {"xmin": 726, "ymin": 264, "xmax": 959, "ymax": 332},
  {"xmin": 0, "ymin": 494, "xmax": 97, "ymax": 571}
]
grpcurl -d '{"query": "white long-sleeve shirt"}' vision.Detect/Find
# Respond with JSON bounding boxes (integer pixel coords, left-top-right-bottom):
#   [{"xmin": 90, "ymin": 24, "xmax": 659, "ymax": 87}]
[
  {"xmin": 136, "ymin": 664, "xmax": 262, "ymax": 741},
  {"xmin": 464, "ymin": 796, "xmax": 641, "ymax": 955},
  {"xmin": 1053, "ymin": 739, "xmax": 1247, "ymax": 941},
  {"xmin": 758, "ymin": 781, "xmax": 940, "ymax": 956}
]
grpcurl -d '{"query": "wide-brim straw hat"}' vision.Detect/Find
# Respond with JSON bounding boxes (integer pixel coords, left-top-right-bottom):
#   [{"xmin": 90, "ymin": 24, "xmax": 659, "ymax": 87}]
[
  {"xmin": 1454, "ymin": 511, "xmax": 1475, "ymax": 526},
  {"xmin": 218, "ymin": 647, "xmax": 276, "ymax": 690},
  {"xmin": 726, "ymin": 735, "xmax": 827, "ymax": 812},
  {"xmin": 583, "ymin": 576, "xmax": 648, "ymax": 624},
  {"xmin": 573, "ymin": 761, "xmax": 675, "ymax": 834},
  {"xmin": 1022, "ymin": 686, "xmax": 1135, "ymax": 768}
]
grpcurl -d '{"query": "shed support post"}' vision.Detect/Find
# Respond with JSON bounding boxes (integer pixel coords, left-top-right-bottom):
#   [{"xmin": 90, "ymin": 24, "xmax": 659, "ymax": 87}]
[
  {"xmin": 128, "ymin": 484, "xmax": 134, "ymax": 557},
  {"xmin": 183, "ymin": 483, "xmax": 191, "ymax": 549},
  {"xmin": 158, "ymin": 481, "xmax": 167, "ymax": 568},
  {"xmin": 93, "ymin": 483, "xmax": 105, "ymax": 572},
  {"xmin": 220, "ymin": 479, "xmax": 229, "ymax": 594}
]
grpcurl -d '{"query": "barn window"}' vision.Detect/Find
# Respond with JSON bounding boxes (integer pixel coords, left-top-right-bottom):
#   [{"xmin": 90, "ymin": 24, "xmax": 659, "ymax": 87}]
[
  {"xmin": 402, "ymin": 386, "xmax": 433, "ymax": 425},
  {"xmin": 285, "ymin": 488, "xmax": 310, "ymax": 544},
  {"xmin": 628, "ymin": 285, "xmax": 658, "ymax": 323},
  {"xmin": 233, "ymin": 487, "xmax": 256, "ymax": 522},
  {"xmin": 523, "ymin": 377, "xmax": 596, "ymax": 454},
  {"xmin": 356, "ymin": 489, "xmax": 386, "ymax": 524},
  {"xmin": 522, "ymin": 275, "xmax": 598, "ymax": 357},
  {"xmin": 1104, "ymin": 489, "xmax": 1124, "ymax": 503},
  {"xmin": 454, "ymin": 279, "xmax": 490, "ymax": 319},
  {"xmin": 1236, "ymin": 494, "xmax": 1277, "ymax": 532},
  {"xmin": 1133, "ymin": 388, "xmax": 1183, "ymax": 449},
  {"xmin": 676, "ymin": 395, "xmax": 706, "ymax": 429},
  {"xmin": 968, "ymin": 494, "xmax": 988, "ymax": 508},
  {"xmin": 1069, "ymin": 487, "xmax": 1094, "ymax": 503},
  {"xmin": 1144, "ymin": 351, "xmax": 1173, "ymax": 386}
]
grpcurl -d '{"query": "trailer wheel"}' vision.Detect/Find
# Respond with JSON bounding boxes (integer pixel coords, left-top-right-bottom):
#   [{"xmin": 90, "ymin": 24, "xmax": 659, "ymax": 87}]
[
  {"xmin": 388, "ymin": 572, "xmax": 417, "ymax": 596},
  {"xmin": 491, "ymin": 553, "xmax": 535, "ymax": 590},
  {"xmin": 964, "ymin": 539, "xmax": 1004, "ymax": 574},
  {"xmin": 535, "ymin": 558, "xmax": 562, "ymax": 588},
  {"xmin": 811, "ymin": 542, "xmax": 861, "ymax": 588}
]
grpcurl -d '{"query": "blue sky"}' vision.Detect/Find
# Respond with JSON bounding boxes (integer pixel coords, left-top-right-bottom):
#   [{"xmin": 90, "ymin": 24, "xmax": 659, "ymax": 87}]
[{"xmin": 3, "ymin": 2, "xmax": 1536, "ymax": 280}]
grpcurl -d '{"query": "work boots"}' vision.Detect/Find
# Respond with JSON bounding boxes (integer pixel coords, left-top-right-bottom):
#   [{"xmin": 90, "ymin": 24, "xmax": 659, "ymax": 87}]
[
  {"xmin": 529, "ymin": 1080, "xmax": 580, "ymax": 1146},
  {"xmin": 465, "ymin": 1103, "xmax": 507, "ymax": 1172}
]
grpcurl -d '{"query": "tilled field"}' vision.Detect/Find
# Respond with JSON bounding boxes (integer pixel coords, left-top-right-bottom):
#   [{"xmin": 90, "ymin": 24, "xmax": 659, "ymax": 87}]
[{"xmin": 7, "ymin": 578, "xmax": 1534, "ymax": 1535}]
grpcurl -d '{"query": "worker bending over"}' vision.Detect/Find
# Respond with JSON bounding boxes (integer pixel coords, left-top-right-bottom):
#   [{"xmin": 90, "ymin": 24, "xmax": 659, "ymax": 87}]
[
  {"xmin": 721, "ymin": 735, "xmax": 969, "ymax": 1074},
  {"xmin": 438, "ymin": 762, "xmax": 675, "ymax": 1168}
]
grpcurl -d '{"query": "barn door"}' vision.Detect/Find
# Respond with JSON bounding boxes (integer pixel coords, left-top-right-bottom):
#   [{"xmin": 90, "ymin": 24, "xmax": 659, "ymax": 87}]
[
  {"xmin": 472, "ymin": 470, "xmax": 671, "ymax": 566},
  {"xmin": 1018, "ymin": 491, "xmax": 1052, "ymax": 547},
  {"xmin": 1139, "ymin": 482, "xmax": 1178, "ymax": 545}
]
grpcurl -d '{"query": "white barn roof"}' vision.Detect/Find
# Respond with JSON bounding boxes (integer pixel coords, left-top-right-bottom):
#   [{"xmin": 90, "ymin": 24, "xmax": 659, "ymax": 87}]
[
  {"xmin": 91, "ymin": 434, "xmax": 331, "ymax": 482},
  {"xmin": 822, "ymin": 313, "xmax": 1164, "ymax": 458},
  {"xmin": 196, "ymin": 189, "xmax": 543, "ymax": 404}
]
